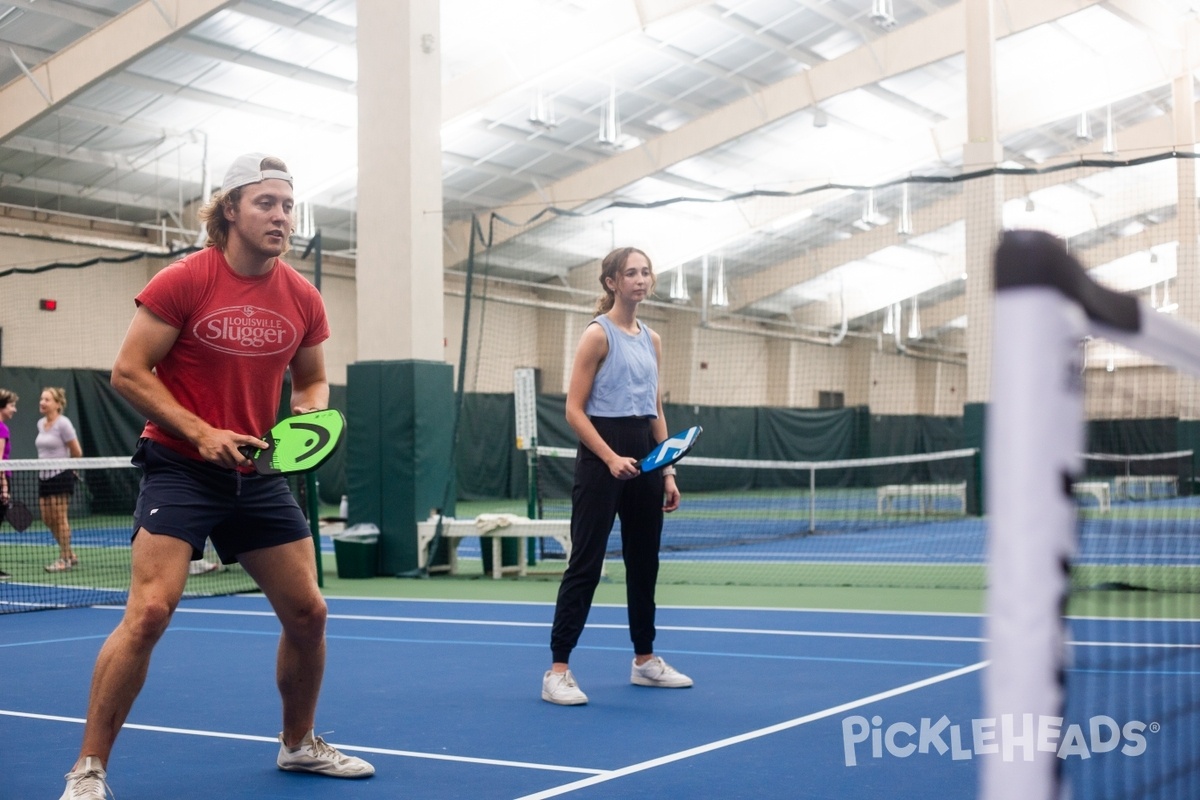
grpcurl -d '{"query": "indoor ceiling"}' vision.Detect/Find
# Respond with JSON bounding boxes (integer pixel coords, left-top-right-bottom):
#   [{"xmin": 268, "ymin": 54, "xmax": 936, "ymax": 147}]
[{"xmin": 1, "ymin": 0, "xmax": 1198, "ymax": 348}]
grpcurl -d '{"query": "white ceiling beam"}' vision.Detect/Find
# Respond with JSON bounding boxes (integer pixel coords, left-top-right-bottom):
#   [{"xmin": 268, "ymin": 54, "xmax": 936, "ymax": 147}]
[
  {"xmin": 0, "ymin": 0, "xmax": 237, "ymax": 142},
  {"xmin": 0, "ymin": 169, "xmax": 176, "ymax": 212},
  {"xmin": 234, "ymin": 0, "xmax": 355, "ymax": 46},
  {"xmin": 755, "ymin": 111, "xmax": 1198, "ymax": 323},
  {"xmin": 0, "ymin": 40, "xmax": 51, "ymax": 67},
  {"xmin": 444, "ymin": 0, "xmax": 1105, "ymax": 266},
  {"xmin": 906, "ymin": 216, "xmax": 1180, "ymax": 334},
  {"xmin": 169, "ymin": 37, "xmax": 355, "ymax": 93},
  {"xmin": 1102, "ymin": 0, "xmax": 1186, "ymax": 48},
  {"xmin": 693, "ymin": 17, "xmax": 1200, "ymax": 315},
  {"xmin": 1, "ymin": 135, "xmax": 203, "ymax": 184},
  {"xmin": 5, "ymin": 0, "xmax": 110, "ymax": 29},
  {"xmin": 442, "ymin": 0, "xmax": 713, "ymax": 125},
  {"xmin": 110, "ymin": 72, "xmax": 351, "ymax": 132}
]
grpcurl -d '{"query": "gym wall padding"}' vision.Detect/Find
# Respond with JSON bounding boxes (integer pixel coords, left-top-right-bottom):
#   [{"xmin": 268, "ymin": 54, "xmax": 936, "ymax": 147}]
[{"xmin": 346, "ymin": 360, "xmax": 455, "ymax": 576}]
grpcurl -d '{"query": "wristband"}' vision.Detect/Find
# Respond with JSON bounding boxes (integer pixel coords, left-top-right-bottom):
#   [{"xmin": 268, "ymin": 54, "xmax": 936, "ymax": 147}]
[{"xmin": 662, "ymin": 467, "xmax": 677, "ymax": 477}]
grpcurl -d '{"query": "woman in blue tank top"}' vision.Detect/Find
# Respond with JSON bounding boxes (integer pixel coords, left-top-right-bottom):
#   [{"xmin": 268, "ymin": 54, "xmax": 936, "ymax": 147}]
[{"xmin": 541, "ymin": 247, "xmax": 693, "ymax": 705}]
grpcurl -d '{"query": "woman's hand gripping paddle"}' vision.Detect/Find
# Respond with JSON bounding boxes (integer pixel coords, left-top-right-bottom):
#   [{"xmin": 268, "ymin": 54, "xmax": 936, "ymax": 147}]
[
  {"xmin": 638, "ymin": 426, "xmax": 702, "ymax": 473},
  {"xmin": 239, "ymin": 409, "xmax": 346, "ymax": 475}
]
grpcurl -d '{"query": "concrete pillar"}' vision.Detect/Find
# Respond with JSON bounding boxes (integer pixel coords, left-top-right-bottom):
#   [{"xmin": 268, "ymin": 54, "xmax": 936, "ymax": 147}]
[
  {"xmin": 349, "ymin": 0, "xmax": 451, "ymax": 575},
  {"xmin": 356, "ymin": 0, "xmax": 443, "ymax": 362}
]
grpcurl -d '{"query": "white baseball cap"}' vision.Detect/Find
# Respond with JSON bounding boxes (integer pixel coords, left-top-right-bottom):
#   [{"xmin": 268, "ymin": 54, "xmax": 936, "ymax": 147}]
[{"xmin": 220, "ymin": 153, "xmax": 293, "ymax": 193}]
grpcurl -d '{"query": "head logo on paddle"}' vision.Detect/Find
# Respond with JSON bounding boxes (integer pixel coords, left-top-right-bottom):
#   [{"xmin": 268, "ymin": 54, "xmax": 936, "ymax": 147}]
[
  {"xmin": 239, "ymin": 409, "xmax": 346, "ymax": 475},
  {"xmin": 638, "ymin": 426, "xmax": 702, "ymax": 473}
]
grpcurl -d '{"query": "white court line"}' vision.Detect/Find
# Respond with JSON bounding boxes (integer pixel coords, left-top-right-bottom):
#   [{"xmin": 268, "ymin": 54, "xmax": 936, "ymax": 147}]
[
  {"xmin": 513, "ymin": 660, "xmax": 989, "ymax": 800},
  {"xmin": 0, "ymin": 711, "xmax": 606, "ymax": 775},
  {"xmin": 321, "ymin": 596, "xmax": 987, "ymax": 617},
  {"xmin": 166, "ymin": 607, "xmax": 984, "ymax": 644}
]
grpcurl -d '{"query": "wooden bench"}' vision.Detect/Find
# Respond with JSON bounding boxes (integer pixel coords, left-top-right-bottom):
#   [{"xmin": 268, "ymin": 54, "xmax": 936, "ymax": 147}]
[
  {"xmin": 876, "ymin": 482, "xmax": 967, "ymax": 515},
  {"xmin": 1072, "ymin": 481, "xmax": 1110, "ymax": 512},
  {"xmin": 416, "ymin": 515, "xmax": 573, "ymax": 580},
  {"xmin": 1113, "ymin": 475, "xmax": 1177, "ymax": 501}
]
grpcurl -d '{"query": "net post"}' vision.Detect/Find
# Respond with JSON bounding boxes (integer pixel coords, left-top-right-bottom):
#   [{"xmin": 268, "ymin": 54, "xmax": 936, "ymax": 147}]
[
  {"xmin": 527, "ymin": 438, "xmax": 539, "ymax": 520},
  {"xmin": 306, "ymin": 472, "xmax": 324, "ymax": 588},
  {"xmin": 984, "ymin": 233, "xmax": 1086, "ymax": 800},
  {"xmin": 808, "ymin": 467, "xmax": 816, "ymax": 534}
]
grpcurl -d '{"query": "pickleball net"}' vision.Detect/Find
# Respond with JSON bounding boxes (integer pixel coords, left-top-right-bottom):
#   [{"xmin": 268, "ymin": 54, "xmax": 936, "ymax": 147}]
[
  {"xmin": 984, "ymin": 230, "xmax": 1200, "ymax": 800},
  {"xmin": 0, "ymin": 456, "xmax": 257, "ymax": 613}
]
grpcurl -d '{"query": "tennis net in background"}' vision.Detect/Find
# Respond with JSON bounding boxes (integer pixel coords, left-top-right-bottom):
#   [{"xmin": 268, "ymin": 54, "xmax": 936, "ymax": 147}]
[
  {"xmin": 533, "ymin": 446, "xmax": 983, "ymax": 588},
  {"xmin": 0, "ymin": 457, "xmax": 256, "ymax": 613}
]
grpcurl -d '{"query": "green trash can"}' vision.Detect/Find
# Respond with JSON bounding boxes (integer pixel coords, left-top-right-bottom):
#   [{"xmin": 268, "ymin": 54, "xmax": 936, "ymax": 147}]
[{"xmin": 332, "ymin": 524, "xmax": 379, "ymax": 579}]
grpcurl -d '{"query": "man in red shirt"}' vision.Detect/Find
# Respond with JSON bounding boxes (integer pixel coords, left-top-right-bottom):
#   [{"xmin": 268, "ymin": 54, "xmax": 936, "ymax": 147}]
[{"xmin": 59, "ymin": 154, "xmax": 373, "ymax": 800}]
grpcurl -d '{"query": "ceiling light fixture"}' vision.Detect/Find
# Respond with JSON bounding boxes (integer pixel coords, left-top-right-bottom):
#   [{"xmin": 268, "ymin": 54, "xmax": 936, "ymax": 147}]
[
  {"xmin": 293, "ymin": 201, "xmax": 315, "ymax": 240},
  {"xmin": 897, "ymin": 184, "xmax": 913, "ymax": 236},
  {"xmin": 1076, "ymin": 111, "xmax": 1092, "ymax": 142},
  {"xmin": 669, "ymin": 263, "xmax": 690, "ymax": 303},
  {"xmin": 529, "ymin": 86, "xmax": 557, "ymax": 131},
  {"xmin": 710, "ymin": 255, "xmax": 729, "ymax": 308},
  {"xmin": 1160, "ymin": 279, "xmax": 1174, "ymax": 313},
  {"xmin": 870, "ymin": 0, "xmax": 897, "ymax": 29},
  {"xmin": 908, "ymin": 297, "xmax": 922, "ymax": 340},
  {"xmin": 598, "ymin": 81, "xmax": 621, "ymax": 148},
  {"xmin": 861, "ymin": 189, "xmax": 886, "ymax": 227},
  {"xmin": 1103, "ymin": 105, "xmax": 1116, "ymax": 155}
]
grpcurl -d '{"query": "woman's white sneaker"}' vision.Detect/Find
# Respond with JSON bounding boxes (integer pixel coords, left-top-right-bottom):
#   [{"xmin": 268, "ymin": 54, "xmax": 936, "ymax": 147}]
[
  {"xmin": 631, "ymin": 656, "xmax": 693, "ymax": 688},
  {"xmin": 542, "ymin": 669, "xmax": 588, "ymax": 705}
]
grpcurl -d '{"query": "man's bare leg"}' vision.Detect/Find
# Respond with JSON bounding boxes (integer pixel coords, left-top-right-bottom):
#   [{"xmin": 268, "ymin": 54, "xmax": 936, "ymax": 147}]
[
  {"xmin": 74, "ymin": 531, "xmax": 192, "ymax": 767},
  {"xmin": 238, "ymin": 538, "xmax": 327, "ymax": 746}
]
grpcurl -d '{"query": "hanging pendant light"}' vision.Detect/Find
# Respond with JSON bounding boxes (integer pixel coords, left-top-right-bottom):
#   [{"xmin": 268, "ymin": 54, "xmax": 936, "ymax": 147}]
[
  {"xmin": 598, "ymin": 81, "xmax": 620, "ymax": 147},
  {"xmin": 529, "ymin": 86, "xmax": 557, "ymax": 130},
  {"xmin": 897, "ymin": 184, "xmax": 913, "ymax": 236},
  {"xmin": 710, "ymin": 255, "xmax": 729, "ymax": 308},
  {"xmin": 1076, "ymin": 110, "xmax": 1092, "ymax": 142},
  {"xmin": 1102, "ymin": 105, "xmax": 1116, "ymax": 154},
  {"xmin": 908, "ymin": 297, "xmax": 922, "ymax": 340},
  {"xmin": 862, "ymin": 189, "xmax": 878, "ymax": 226},
  {"xmin": 669, "ymin": 263, "xmax": 690, "ymax": 302}
]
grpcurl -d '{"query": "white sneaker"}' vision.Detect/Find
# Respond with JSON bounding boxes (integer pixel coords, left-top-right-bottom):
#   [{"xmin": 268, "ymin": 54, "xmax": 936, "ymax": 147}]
[
  {"xmin": 276, "ymin": 730, "xmax": 375, "ymax": 778},
  {"xmin": 542, "ymin": 669, "xmax": 588, "ymax": 705},
  {"xmin": 59, "ymin": 757, "xmax": 112, "ymax": 800},
  {"xmin": 631, "ymin": 656, "xmax": 693, "ymax": 688}
]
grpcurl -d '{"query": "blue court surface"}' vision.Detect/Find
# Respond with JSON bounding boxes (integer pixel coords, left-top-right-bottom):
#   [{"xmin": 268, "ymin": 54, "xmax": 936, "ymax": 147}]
[{"xmin": 2, "ymin": 596, "xmax": 1195, "ymax": 799}]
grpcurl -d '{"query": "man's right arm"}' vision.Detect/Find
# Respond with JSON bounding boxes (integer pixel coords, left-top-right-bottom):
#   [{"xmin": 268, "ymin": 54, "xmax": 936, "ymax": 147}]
[{"xmin": 111, "ymin": 305, "xmax": 265, "ymax": 468}]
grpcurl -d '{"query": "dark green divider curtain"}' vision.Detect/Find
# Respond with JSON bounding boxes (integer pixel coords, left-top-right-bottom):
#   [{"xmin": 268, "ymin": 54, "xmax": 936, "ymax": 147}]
[
  {"xmin": 454, "ymin": 393, "xmax": 519, "ymax": 500},
  {"xmin": 1086, "ymin": 418, "xmax": 1174, "ymax": 455},
  {"xmin": 868, "ymin": 414, "xmax": 965, "ymax": 484},
  {"xmin": 1087, "ymin": 418, "xmax": 1192, "ymax": 494},
  {"xmin": 31, "ymin": 367, "xmax": 1195, "ymax": 505}
]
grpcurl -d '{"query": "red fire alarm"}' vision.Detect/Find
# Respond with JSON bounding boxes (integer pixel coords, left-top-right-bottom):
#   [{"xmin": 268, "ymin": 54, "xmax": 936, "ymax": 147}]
[{"xmin": 39, "ymin": 298, "xmax": 58, "ymax": 311}]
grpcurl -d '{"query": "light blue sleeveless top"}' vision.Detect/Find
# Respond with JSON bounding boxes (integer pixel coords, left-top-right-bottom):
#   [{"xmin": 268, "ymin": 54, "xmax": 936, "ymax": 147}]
[{"xmin": 585, "ymin": 315, "xmax": 659, "ymax": 418}]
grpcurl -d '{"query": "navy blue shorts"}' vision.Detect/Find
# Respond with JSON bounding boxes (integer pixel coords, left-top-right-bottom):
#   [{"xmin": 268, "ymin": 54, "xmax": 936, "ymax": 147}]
[{"xmin": 131, "ymin": 438, "xmax": 310, "ymax": 564}]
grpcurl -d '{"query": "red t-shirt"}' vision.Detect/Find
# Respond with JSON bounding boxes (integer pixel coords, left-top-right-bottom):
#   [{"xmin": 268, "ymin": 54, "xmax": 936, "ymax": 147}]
[{"xmin": 135, "ymin": 247, "xmax": 330, "ymax": 461}]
